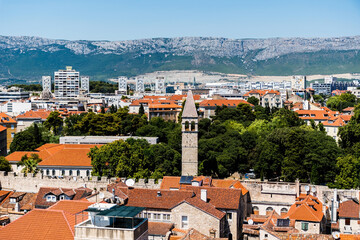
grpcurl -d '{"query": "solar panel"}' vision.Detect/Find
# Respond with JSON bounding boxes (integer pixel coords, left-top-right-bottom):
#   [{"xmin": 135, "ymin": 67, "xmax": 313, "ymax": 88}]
[
  {"xmin": 277, "ymin": 219, "xmax": 290, "ymax": 227},
  {"xmin": 179, "ymin": 176, "xmax": 194, "ymax": 184}
]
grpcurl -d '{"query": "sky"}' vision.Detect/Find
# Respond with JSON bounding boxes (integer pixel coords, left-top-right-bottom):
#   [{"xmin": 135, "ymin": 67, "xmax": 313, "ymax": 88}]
[{"xmin": 0, "ymin": 0, "xmax": 360, "ymax": 41}]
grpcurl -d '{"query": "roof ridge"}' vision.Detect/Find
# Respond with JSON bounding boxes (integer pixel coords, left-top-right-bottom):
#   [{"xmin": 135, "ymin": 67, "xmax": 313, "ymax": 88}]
[{"xmin": 61, "ymin": 210, "xmax": 75, "ymax": 237}]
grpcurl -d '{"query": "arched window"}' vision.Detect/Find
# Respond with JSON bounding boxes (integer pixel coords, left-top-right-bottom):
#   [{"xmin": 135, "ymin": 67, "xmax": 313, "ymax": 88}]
[
  {"xmin": 252, "ymin": 206, "xmax": 259, "ymax": 215},
  {"xmin": 266, "ymin": 207, "xmax": 273, "ymax": 215},
  {"xmin": 52, "ymin": 169, "xmax": 56, "ymax": 176},
  {"xmin": 46, "ymin": 169, "xmax": 50, "ymax": 176},
  {"xmin": 61, "ymin": 170, "xmax": 65, "ymax": 176},
  {"xmin": 185, "ymin": 121, "xmax": 189, "ymax": 131},
  {"xmin": 280, "ymin": 208, "xmax": 288, "ymax": 216},
  {"xmin": 86, "ymin": 170, "xmax": 90, "ymax": 177},
  {"xmin": 191, "ymin": 121, "xmax": 195, "ymax": 131},
  {"xmin": 69, "ymin": 170, "xmax": 73, "ymax": 176},
  {"xmin": 77, "ymin": 170, "xmax": 80, "ymax": 176}
]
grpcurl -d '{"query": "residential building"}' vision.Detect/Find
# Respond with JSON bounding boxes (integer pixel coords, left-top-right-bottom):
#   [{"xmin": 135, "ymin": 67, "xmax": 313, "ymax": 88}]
[
  {"xmin": 310, "ymin": 83, "xmax": 331, "ymax": 95},
  {"xmin": 80, "ymin": 76, "xmax": 90, "ymax": 93},
  {"xmin": 0, "ymin": 113, "xmax": 17, "ymax": 150},
  {"xmin": 148, "ymin": 103, "xmax": 182, "ymax": 122},
  {"xmin": 35, "ymin": 187, "xmax": 92, "ymax": 209},
  {"xmin": 295, "ymin": 109, "xmax": 339, "ymax": 125},
  {"xmin": 347, "ymin": 87, "xmax": 360, "ymax": 98},
  {"xmin": 6, "ymin": 143, "xmax": 102, "ymax": 177},
  {"xmin": 118, "ymin": 76, "xmax": 128, "ymax": 94},
  {"xmin": 337, "ymin": 198, "xmax": 360, "ymax": 234},
  {"xmin": 199, "ymin": 99, "xmax": 252, "ymax": 119},
  {"xmin": 0, "ymin": 200, "xmax": 93, "ymax": 240},
  {"xmin": 243, "ymin": 90, "xmax": 282, "ymax": 108},
  {"xmin": 42, "ymin": 76, "xmax": 52, "ymax": 92},
  {"xmin": 0, "ymin": 87, "xmax": 30, "ymax": 102},
  {"xmin": 322, "ymin": 115, "xmax": 352, "ymax": 142},
  {"xmin": 54, "ymin": 66, "xmax": 80, "ymax": 98},
  {"xmin": 283, "ymin": 194, "xmax": 326, "ymax": 234},
  {"xmin": 74, "ymin": 203, "xmax": 148, "ymax": 240},
  {"xmin": 0, "ymin": 100, "xmax": 32, "ymax": 117},
  {"xmin": 0, "ymin": 191, "xmax": 37, "ymax": 214},
  {"xmin": 15, "ymin": 109, "xmax": 52, "ymax": 132},
  {"xmin": 0, "ymin": 126, "xmax": 6, "ymax": 156}
]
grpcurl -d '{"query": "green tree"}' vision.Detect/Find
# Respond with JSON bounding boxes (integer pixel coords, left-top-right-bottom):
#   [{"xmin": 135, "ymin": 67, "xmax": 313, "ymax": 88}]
[
  {"xmin": 333, "ymin": 155, "xmax": 360, "ymax": 189},
  {"xmin": 247, "ymin": 96, "xmax": 259, "ymax": 106},
  {"xmin": 17, "ymin": 154, "xmax": 42, "ymax": 176},
  {"xmin": 0, "ymin": 156, "xmax": 11, "ymax": 172},
  {"xmin": 44, "ymin": 111, "xmax": 63, "ymax": 135},
  {"xmin": 326, "ymin": 93, "xmax": 357, "ymax": 111},
  {"xmin": 139, "ymin": 103, "xmax": 145, "ymax": 116}
]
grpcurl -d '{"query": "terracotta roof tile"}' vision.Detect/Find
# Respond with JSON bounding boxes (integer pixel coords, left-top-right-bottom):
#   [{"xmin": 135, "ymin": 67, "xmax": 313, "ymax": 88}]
[
  {"xmin": 148, "ymin": 222, "xmax": 174, "ymax": 236},
  {"xmin": 199, "ymin": 99, "xmax": 252, "ymax": 107},
  {"xmin": 16, "ymin": 110, "xmax": 52, "ymax": 120},
  {"xmin": 244, "ymin": 89, "xmax": 280, "ymax": 97},
  {"xmin": 284, "ymin": 195, "xmax": 323, "ymax": 222},
  {"xmin": 339, "ymin": 200, "xmax": 359, "ymax": 219},
  {"xmin": 0, "ymin": 113, "xmax": 16, "ymax": 123}
]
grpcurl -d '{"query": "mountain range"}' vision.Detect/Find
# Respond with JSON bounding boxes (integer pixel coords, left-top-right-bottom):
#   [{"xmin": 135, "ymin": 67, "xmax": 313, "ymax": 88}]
[{"xmin": 0, "ymin": 35, "xmax": 360, "ymax": 82}]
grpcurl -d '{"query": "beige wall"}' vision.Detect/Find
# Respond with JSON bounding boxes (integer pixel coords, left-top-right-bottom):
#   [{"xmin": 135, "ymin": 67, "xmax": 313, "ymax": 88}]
[
  {"xmin": 294, "ymin": 221, "xmax": 320, "ymax": 234},
  {"xmin": 171, "ymin": 202, "xmax": 223, "ymax": 238},
  {"xmin": 259, "ymin": 229, "xmax": 280, "ymax": 240},
  {"xmin": 339, "ymin": 218, "xmax": 360, "ymax": 234}
]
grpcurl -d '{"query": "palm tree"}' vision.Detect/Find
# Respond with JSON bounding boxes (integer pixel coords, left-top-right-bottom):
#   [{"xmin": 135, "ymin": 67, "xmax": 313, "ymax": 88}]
[{"xmin": 17, "ymin": 154, "xmax": 42, "ymax": 176}]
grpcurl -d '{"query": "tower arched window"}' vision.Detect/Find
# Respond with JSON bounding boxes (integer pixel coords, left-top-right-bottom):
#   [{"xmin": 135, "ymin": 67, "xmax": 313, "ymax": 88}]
[
  {"xmin": 191, "ymin": 121, "xmax": 195, "ymax": 131},
  {"xmin": 185, "ymin": 121, "xmax": 189, "ymax": 131}
]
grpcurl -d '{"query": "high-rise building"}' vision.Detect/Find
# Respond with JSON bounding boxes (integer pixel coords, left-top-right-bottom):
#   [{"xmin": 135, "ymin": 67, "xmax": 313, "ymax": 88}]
[
  {"xmin": 54, "ymin": 66, "xmax": 80, "ymax": 98},
  {"xmin": 181, "ymin": 90, "xmax": 198, "ymax": 176},
  {"xmin": 42, "ymin": 76, "xmax": 52, "ymax": 92},
  {"xmin": 80, "ymin": 76, "xmax": 90, "ymax": 93},
  {"xmin": 155, "ymin": 77, "xmax": 165, "ymax": 93},
  {"xmin": 118, "ymin": 76, "xmax": 128, "ymax": 94},
  {"xmin": 136, "ymin": 78, "xmax": 145, "ymax": 93}
]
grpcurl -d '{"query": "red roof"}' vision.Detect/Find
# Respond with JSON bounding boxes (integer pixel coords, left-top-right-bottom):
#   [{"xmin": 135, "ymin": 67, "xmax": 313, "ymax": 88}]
[
  {"xmin": 16, "ymin": 110, "xmax": 52, "ymax": 120},
  {"xmin": 338, "ymin": 200, "xmax": 359, "ymax": 219},
  {"xmin": 6, "ymin": 144, "xmax": 102, "ymax": 167},
  {"xmin": 199, "ymin": 99, "xmax": 252, "ymax": 107},
  {"xmin": 0, "ymin": 125, "xmax": 6, "ymax": 132},
  {"xmin": 284, "ymin": 194, "xmax": 323, "ymax": 222},
  {"xmin": 243, "ymin": 89, "xmax": 280, "ymax": 97},
  {"xmin": 0, "ymin": 200, "xmax": 92, "ymax": 240},
  {"xmin": 0, "ymin": 113, "xmax": 16, "ymax": 124}
]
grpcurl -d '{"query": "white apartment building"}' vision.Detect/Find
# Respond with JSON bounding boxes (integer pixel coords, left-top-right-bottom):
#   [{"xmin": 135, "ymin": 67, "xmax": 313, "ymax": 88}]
[
  {"xmin": 118, "ymin": 76, "xmax": 128, "ymax": 94},
  {"xmin": 54, "ymin": 66, "xmax": 80, "ymax": 98},
  {"xmin": 80, "ymin": 76, "xmax": 90, "ymax": 93},
  {"xmin": 42, "ymin": 76, "xmax": 52, "ymax": 92}
]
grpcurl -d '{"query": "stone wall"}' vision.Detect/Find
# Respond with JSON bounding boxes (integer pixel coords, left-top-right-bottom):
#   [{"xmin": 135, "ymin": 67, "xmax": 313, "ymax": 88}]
[{"xmin": 0, "ymin": 171, "xmax": 161, "ymax": 192}]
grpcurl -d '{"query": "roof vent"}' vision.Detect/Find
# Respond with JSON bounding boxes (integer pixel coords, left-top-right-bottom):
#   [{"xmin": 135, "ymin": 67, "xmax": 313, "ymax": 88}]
[{"xmin": 157, "ymin": 191, "xmax": 162, "ymax": 197}]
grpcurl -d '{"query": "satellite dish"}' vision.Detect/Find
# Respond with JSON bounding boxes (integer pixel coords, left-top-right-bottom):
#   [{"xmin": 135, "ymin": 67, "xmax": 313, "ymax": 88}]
[
  {"xmin": 311, "ymin": 186, "xmax": 316, "ymax": 193},
  {"xmin": 304, "ymin": 185, "xmax": 310, "ymax": 192},
  {"xmin": 99, "ymin": 192, "xmax": 104, "ymax": 199},
  {"xmin": 332, "ymin": 231, "xmax": 340, "ymax": 239},
  {"xmin": 125, "ymin": 179, "xmax": 135, "ymax": 187},
  {"xmin": 248, "ymin": 219, "xmax": 254, "ymax": 225}
]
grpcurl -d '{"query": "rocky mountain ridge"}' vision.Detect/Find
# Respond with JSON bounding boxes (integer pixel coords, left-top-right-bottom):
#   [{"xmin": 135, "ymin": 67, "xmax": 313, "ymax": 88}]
[{"xmin": 1, "ymin": 35, "xmax": 360, "ymax": 60}]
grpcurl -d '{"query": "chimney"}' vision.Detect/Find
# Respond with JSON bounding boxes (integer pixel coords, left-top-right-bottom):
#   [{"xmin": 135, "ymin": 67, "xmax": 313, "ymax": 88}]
[
  {"xmin": 157, "ymin": 191, "xmax": 162, "ymax": 197},
  {"xmin": 201, "ymin": 189, "xmax": 207, "ymax": 202}
]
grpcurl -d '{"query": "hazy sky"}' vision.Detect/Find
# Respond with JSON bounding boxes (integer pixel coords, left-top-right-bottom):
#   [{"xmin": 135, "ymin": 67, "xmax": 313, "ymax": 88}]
[{"xmin": 1, "ymin": 0, "xmax": 360, "ymax": 41}]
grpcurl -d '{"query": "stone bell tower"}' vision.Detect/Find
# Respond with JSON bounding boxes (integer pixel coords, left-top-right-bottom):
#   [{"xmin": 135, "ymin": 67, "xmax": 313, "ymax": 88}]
[{"xmin": 181, "ymin": 90, "xmax": 198, "ymax": 176}]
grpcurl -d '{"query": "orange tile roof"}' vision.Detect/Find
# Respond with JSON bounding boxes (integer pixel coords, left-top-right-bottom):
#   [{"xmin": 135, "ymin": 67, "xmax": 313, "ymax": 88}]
[
  {"xmin": 130, "ymin": 99, "xmax": 176, "ymax": 106},
  {"xmin": 0, "ymin": 200, "xmax": 92, "ymax": 240},
  {"xmin": 148, "ymin": 103, "xmax": 182, "ymax": 109},
  {"xmin": 343, "ymin": 107, "xmax": 355, "ymax": 112},
  {"xmin": 338, "ymin": 200, "xmax": 359, "ymax": 219},
  {"xmin": 167, "ymin": 95, "xmax": 201, "ymax": 101},
  {"xmin": 340, "ymin": 234, "xmax": 360, "ymax": 240},
  {"xmin": 199, "ymin": 99, "xmax": 253, "ymax": 107},
  {"xmin": 295, "ymin": 110, "xmax": 338, "ymax": 121},
  {"xmin": 0, "ymin": 125, "xmax": 6, "ymax": 132},
  {"xmin": 322, "ymin": 114, "xmax": 352, "ymax": 127},
  {"xmin": 16, "ymin": 110, "xmax": 52, "ymax": 120},
  {"xmin": 183, "ymin": 196, "xmax": 225, "ymax": 219},
  {"xmin": 6, "ymin": 144, "xmax": 102, "ymax": 167},
  {"xmin": 148, "ymin": 222, "xmax": 174, "ymax": 236},
  {"xmin": 284, "ymin": 194, "xmax": 323, "ymax": 222},
  {"xmin": 243, "ymin": 89, "xmax": 280, "ymax": 97},
  {"xmin": 0, "ymin": 113, "xmax": 16, "ymax": 124}
]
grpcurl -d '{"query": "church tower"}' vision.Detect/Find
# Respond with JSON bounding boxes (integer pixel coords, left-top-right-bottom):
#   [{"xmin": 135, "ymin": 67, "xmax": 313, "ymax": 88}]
[{"xmin": 181, "ymin": 90, "xmax": 198, "ymax": 176}]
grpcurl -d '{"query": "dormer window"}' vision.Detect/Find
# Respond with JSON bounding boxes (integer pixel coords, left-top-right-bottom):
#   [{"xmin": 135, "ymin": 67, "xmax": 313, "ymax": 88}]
[
  {"xmin": 46, "ymin": 195, "xmax": 56, "ymax": 202},
  {"xmin": 9, "ymin": 198, "xmax": 16, "ymax": 203}
]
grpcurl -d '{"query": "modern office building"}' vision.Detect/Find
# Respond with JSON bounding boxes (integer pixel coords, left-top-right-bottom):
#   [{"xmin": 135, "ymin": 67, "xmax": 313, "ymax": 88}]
[
  {"xmin": 54, "ymin": 66, "xmax": 80, "ymax": 98},
  {"xmin": 80, "ymin": 76, "xmax": 90, "ymax": 93},
  {"xmin": 42, "ymin": 76, "xmax": 52, "ymax": 92}
]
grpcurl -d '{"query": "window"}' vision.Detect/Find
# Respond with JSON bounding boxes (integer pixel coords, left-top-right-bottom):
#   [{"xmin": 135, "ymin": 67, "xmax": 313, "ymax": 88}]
[
  {"xmin": 86, "ymin": 170, "xmax": 90, "ymax": 177},
  {"xmin": 77, "ymin": 170, "xmax": 80, "ymax": 176},
  {"xmin": 60, "ymin": 195, "xmax": 65, "ymax": 200},
  {"xmin": 61, "ymin": 170, "xmax": 65, "ymax": 176},
  {"xmin": 301, "ymin": 222, "xmax": 308, "ymax": 231},
  {"xmin": 11, "ymin": 124, "xmax": 14, "ymax": 130},
  {"xmin": 253, "ymin": 206, "xmax": 259, "ymax": 215},
  {"xmin": 46, "ymin": 169, "xmax": 50, "ymax": 175},
  {"xmin": 69, "ymin": 170, "xmax": 73, "ymax": 176},
  {"xmin": 163, "ymin": 214, "xmax": 170, "ymax": 221},
  {"xmin": 9, "ymin": 198, "xmax": 16, "ymax": 203},
  {"xmin": 11, "ymin": 133, "xmax": 14, "ymax": 138},
  {"xmin": 153, "ymin": 213, "xmax": 161, "ymax": 220},
  {"xmin": 146, "ymin": 213, "xmax": 152, "ymax": 219},
  {"xmin": 266, "ymin": 207, "xmax": 273, "ymax": 215},
  {"xmin": 280, "ymin": 208, "xmax": 288, "ymax": 217},
  {"xmin": 345, "ymin": 218, "xmax": 351, "ymax": 226},
  {"xmin": 226, "ymin": 213, "xmax": 232, "ymax": 221},
  {"xmin": 46, "ymin": 195, "xmax": 56, "ymax": 202},
  {"xmin": 181, "ymin": 216, "xmax": 188, "ymax": 229},
  {"xmin": 52, "ymin": 169, "xmax": 56, "ymax": 176}
]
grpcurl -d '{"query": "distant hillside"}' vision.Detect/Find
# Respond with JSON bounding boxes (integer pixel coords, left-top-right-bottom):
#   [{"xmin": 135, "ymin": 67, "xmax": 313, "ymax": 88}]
[{"xmin": 0, "ymin": 36, "xmax": 359, "ymax": 81}]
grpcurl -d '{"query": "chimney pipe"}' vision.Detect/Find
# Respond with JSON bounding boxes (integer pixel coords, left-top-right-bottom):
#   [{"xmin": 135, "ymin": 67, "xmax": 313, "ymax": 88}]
[{"xmin": 201, "ymin": 189, "xmax": 207, "ymax": 202}]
